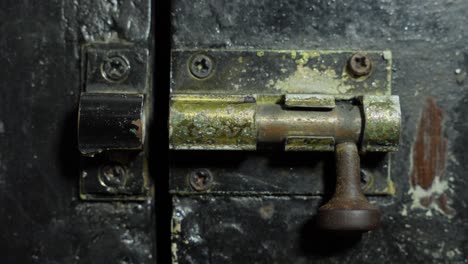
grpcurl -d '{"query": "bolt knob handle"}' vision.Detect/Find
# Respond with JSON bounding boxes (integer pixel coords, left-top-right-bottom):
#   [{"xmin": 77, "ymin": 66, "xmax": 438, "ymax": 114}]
[{"xmin": 317, "ymin": 142, "xmax": 380, "ymax": 231}]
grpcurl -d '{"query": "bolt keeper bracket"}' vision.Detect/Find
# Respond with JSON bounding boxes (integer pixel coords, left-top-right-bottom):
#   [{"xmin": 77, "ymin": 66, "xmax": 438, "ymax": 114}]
[{"xmin": 77, "ymin": 42, "xmax": 150, "ymax": 200}]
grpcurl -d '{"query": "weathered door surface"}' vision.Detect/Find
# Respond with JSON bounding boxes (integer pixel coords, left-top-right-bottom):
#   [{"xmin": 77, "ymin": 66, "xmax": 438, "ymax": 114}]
[{"xmin": 1, "ymin": 0, "xmax": 468, "ymax": 263}]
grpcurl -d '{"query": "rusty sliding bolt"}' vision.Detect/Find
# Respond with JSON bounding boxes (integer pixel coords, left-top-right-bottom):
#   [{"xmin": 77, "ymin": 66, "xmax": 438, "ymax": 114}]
[{"xmin": 317, "ymin": 142, "xmax": 380, "ymax": 231}]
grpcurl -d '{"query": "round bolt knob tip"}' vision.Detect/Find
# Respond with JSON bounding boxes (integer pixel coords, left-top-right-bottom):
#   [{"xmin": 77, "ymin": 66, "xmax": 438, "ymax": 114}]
[{"xmin": 317, "ymin": 208, "xmax": 380, "ymax": 232}]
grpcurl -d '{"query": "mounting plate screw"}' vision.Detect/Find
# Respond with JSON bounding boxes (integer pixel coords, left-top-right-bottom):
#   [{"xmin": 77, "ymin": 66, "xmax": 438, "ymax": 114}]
[
  {"xmin": 189, "ymin": 169, "xmax": 213, "ymax": 191},
  {"xmin": 189, "ymin": 54, "xmax": 214, "ymax": 79},
  {"xmin": 99, "ymin": 164, "xmax": 128, "ymax": 189},
  {"xmin": 347, "ymin": 53, "xmax": 372, "ymax": 77},
  {"xmin": 101, "ymin": 54, "xmax": 131, "ymax": 82}
]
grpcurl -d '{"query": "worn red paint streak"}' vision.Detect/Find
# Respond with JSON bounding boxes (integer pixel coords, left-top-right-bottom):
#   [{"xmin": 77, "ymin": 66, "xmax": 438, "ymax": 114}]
[
  {"xmin": 410, "ymin": 97, "xmax": 454, "ymax": 215},
  {"xmin": 411, "ymin": 97, "xmax": 447, "ymax": 189}
]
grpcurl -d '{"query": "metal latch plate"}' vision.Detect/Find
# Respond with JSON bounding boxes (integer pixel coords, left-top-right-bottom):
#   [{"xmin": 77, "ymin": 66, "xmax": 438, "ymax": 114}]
[
  {"xmin": 171, "ymin": 50, "xmax": 392, "ymax": 96},
  {"xmin": 169, "ymin": 50, "xmax": 395, "ymax": 196}
]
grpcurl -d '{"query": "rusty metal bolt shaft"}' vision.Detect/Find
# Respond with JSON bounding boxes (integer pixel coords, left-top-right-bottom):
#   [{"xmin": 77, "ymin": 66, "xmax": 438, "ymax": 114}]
[{"xmin": 317, "ymin": 142, "xmax": 380, "ymax": 231}]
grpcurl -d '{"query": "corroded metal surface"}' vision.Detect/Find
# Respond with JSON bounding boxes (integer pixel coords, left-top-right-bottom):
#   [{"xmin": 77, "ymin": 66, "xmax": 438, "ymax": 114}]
[
  {"xmin": 171, "ymin": 50, "xmax": 392, "ymax": 96},
  {"xmin": 170, "ymin": 50, "xmax": 397, "ymax": 198},
  {"xmin": 170, "ymin": 93, "xmax": 399, "ymax": 152},
  {"xmin": 256, "ymin": 102, "xmax": 362, "ymax": 147},
  {"xmin": 285, "ymin": 136, "xmax": 336, "ymax": 151},
  {"xmin": 284, "ymin": 94, "xmax": 336, "ymax": 108},
  {"xmin": 170, "ymin": 50, "xmax": 399, "ymax": 153},
  {"xmin": 169, "ymin": 95, "xmax": 257, "ymax": 150},
  {"xmin": 361, "ymin": 95, "xmax": 401, "ymax": 152},
  {"xmin": 347, "ymin": 53, "xmax": 373, "ymax": 77}
]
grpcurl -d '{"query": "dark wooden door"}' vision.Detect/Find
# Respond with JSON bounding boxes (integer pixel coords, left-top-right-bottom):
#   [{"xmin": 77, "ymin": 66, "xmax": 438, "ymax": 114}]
[{"xmin": 1, "ymin": 1, "xmax": 467, "ymax": 263}]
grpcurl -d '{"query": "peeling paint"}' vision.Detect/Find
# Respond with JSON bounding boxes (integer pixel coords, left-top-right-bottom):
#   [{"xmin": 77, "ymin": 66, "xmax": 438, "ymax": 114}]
[
  {"xmin": 273, "ymin": 64, "xmax": 352, "ymax": 94},
  {"xmin": 291, "ymin": 51, "xmax": 297, "ymax": 59},
  {"xmin": 294, "ymin": 51, "xmax": 321, "ymax": 65},
  {"xmin": 382, "ymin": 177, "xmax": 396, "ymax": 196},
  {"xmin": 259, "ymin": 203, "xmax": 275, "ymax": 220},
  {"xmin": 409, "ymin": 97, "xmax": 455, "ymax": 217},
  {"xmin": 131, "ymin": 119, "xmax": 143, "ymax": 141},
  {"xmin": 401, "ymin": 205, "xmax": 408, "ymax": 216},
  {"xmin": 171, "ymin": 243, "xmax": 179, "ymax": 264}
]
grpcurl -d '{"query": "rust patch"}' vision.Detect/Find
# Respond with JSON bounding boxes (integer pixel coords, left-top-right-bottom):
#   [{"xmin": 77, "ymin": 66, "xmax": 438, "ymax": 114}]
[
  {"xmin": 131, "ymin": 119, "xmax": 143, "ymax": 142},
  {"xmin": 409, "ymin": 97, "xmax": 455, "ymax": 216}
]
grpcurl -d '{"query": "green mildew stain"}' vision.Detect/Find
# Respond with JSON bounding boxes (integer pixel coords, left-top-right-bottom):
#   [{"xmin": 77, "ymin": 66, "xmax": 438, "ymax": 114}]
[
  {"xmin": 362, "ymin": 96, "xmax": 401, "ymax": 152},
  {"xmin": 375, "ymin": 176, "xmax": 396, "ymax": 195},
  {"xmin": 273, "ymin": 65, "xmax": 353, "ymax": 94},
  {"xmin": 170, "ymin": 99, "xmax": 257, "ymax": 150},
  {"xmin": 386, "ymin": 177, "xmax": 396, "ymax": 196},
  {"xmin": 294, "ymin": 51, "xmax": 321, "ymax": 65},
  {"xmin": 383, "ymin": 50, "xmax": 393, "ymax": 93},
  {"xmin": 285, "ymin": 137, "xmax": 335, "ymax": 151}
]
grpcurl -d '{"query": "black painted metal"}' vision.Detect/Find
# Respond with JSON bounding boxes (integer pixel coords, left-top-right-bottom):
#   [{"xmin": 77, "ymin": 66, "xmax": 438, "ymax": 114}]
[
  {"xmin": 170, "ymin": 151, "xmax": 389, "ymax": 195},
  {"xmin": 78, "ymin": 42, "xmax": 151, "ymax": 201},
  {"xmin": 83, "ymin": 43, "xmax": 150, "ymax": 94},
  {"xmin": 78, "ymin": 93, "xmax": 144, "ymax": 154},
  {"xmin": 80, "ymin": 151, "xmax": 148, "ymax": 199}
]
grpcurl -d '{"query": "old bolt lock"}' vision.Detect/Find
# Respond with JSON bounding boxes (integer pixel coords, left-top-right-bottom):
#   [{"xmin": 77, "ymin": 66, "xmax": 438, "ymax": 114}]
[{"xmin": 169, "ymin": 93, "xmax": 401, "ymax": 231}]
